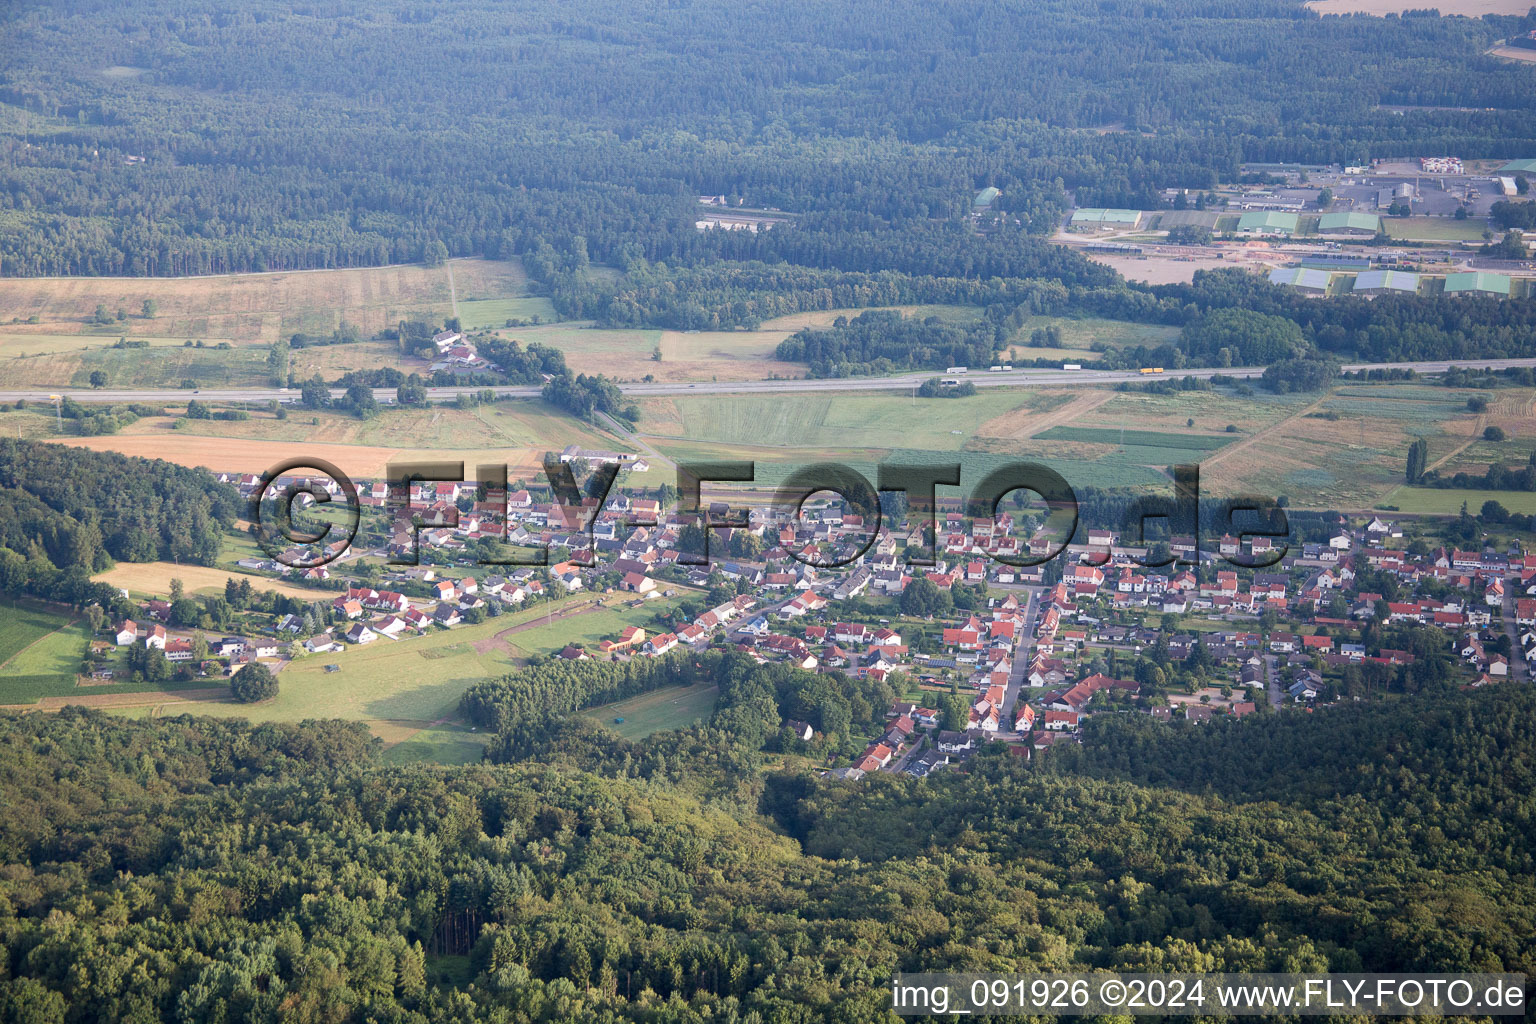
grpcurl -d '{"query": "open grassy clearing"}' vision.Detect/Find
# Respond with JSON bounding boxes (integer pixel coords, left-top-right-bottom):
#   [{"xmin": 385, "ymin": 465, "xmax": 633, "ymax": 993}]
[
  {"xmin": 756, "ymin": 305, "xmax": 984, "ymax": 331},
  {"xmin": 382, "ymin": 721, "xmax": 492, "ymax": 765},
  {"xmin": 499, "ymin": 595, "xmax": 687, "ymax": 659},
  {"xmin": 2, "ymin": 344, "xmax": 273, "ymax": 389},
  {"xmin": 578, "ymin": 683, "xmax": 720, "ymax": 741},
  {"xmin": 1004, "ymin": 315, "xmax": 1180, "ymax": 357},
  {"xmin": 1383, "ymin": 486, "xmax": 1536, "ymax": 515},
  {"xmin": 0, "ymin": 259, "xmax": 532, "ymax": 347},
  {"xmin": 0, "ymin": 333, "xmax": 224, "ymax": 355},
  {"xmin": 131, "ymin": 596, "xmax": 606, "ymax": 740},
  {"xmin": 456, "ymin": 296, "xmax": 558, "ymax": 329},
  {"xmin": 1381, "ymin": 217, "xmax": 1490, "ymax": 242},
  {"xmin": 635, "ymin": 390, "xmax": 1066, "ymax": 449},
  {"xmin": 497, "ymin": 321, "xmax": 804, "ymax": 383}
]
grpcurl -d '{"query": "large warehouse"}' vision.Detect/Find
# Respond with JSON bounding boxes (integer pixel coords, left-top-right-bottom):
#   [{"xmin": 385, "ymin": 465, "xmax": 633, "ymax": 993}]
[
  {"xmin": 1071, "ymin": 208, "xmax": 1143, "ymax": 228},
  {"xmin": 1238, "ymin": 211, "xmax": 1299, "ymax": 235},
  {"xmin": 1319, "ymin": 211, "xmax": 1382, "ymax": 236},
  {"xmin": 1500, "ymin": 159, "xmax": 1536, "ymax": 174},
  {"xmin": 1444, "ymin": 272, "xmax": 1512, "ymax": 297},
  {"xmin": 1353, "ymin": 269, "xmax": 1419, "ymax": 296},
  {"xmin": 1268, "ymin": 267, "xmax": 1330, "ymax": 294}
]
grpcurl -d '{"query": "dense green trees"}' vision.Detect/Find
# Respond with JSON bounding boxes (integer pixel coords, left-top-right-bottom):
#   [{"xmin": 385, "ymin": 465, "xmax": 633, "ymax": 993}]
[
  {"xmin": 0, "ymin": 440, "xmax": 238, "ymax": 605},
  {"xmin": 1, "ymin": 0, "xmax": 1532, "ymax": 281},
  {"xmin": 2, "ymin": 685, "xmax": 1533, "ymax": 1021},
  {"xmin": 230, "ymin": 662, "xmax": 279, "ymax": 702}
]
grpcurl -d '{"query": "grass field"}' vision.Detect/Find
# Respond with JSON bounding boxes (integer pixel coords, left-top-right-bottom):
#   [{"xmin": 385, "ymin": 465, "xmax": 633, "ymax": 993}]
[
  {"xmin": 0, "ymin": 602, "xmax": 88, "ymax": 705},
  {"xmin": 0, "ymin": 259, "xmax": 529, "ymax": 347},
  {"xmin": 456, "ymin": 297, "xmax": 558, "ymax": 329},
  {"xmin": 1381, "ymin": 486, "xmax": 1536, "ymax": 515},
  {"xmin": 578, "ymin": 683, "xmax": 720, "ymax": 740},
  {"xmin": 382, "ymin": 721, "xmax": 492, "ymax": 765},
  {"xmin": 1005, "ymin": 315, "xmax": 1180, "ymax": 357},
  {"xmin": 1381, "ymin": 217, "xmax": 1489, "ymax": 242},
  {"xmin": 497, "ymin": 321, "xmax": 804, "ymax": 383},
  {"xmin": 138, "ymin": 596, "xmax": 618, "ymax": 742},
  {"xmin": 635, "ymin": 390, "xmax": 1070, "ymax": 449},
  {"xmin": 1033, "ymin": 426, "xmax": 1234, "ymax": 449}
]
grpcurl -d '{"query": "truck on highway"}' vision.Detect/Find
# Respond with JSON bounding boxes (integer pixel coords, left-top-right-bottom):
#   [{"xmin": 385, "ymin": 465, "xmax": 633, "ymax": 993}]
[
  {"xmin": 945, "ymin": 366, "xmax": 968, "ymax": 374},
  {"xmin": 1140, "ymin": 367, "xmax": 1165, "ymax": 374},
  {"xmin": 1063, "ymin": 363, "xmax": 1082, "ymax": 371}
]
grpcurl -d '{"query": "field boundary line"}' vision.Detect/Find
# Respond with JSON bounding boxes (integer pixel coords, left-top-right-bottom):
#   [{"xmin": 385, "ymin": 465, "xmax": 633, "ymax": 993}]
[{"xmin": 0, "ymin": 615, "xmax": 81, "ymax": 675}]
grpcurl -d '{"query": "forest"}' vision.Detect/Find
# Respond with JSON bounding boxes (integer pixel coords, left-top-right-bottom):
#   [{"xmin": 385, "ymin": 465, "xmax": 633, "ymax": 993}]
[
  {"xmin": 1, "ymin": 682, "xmax": 1532, "ymax": 1022},
  {"xmin": 1, "ymin": 0, "xmax": 1533, "ymax": 281},
  {"xmin": 0, "ymin": 439, "xmax": 238, "ymax": 607}
]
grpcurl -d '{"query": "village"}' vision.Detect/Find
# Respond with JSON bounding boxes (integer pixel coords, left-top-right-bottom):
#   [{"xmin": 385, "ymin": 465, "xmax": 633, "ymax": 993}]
[{"xmin": 94, "ymin": 458, "xmax": 1536, "ymax": 778}]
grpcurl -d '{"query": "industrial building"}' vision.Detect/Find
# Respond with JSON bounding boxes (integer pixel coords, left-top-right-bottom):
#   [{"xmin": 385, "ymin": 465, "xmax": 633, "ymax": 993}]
[
  {"xmin": 1444, "ymin": 272, "xmax": 1512, "ymax": 297},
  {"xmin": 1376, "ymin": 183, "xmax": 1414, "ymax": 209},
  {"xmin": 1499, "ymin": 159, "xmax": 1536, "ymax": 175},
  {"xmin": 1238, "ymin": 211, "xmax": 1299, "ymax": 236},
  {"xmin": 973, "ymin": 186, "xmax": 1000, "ymax": 211},
  {"xmin": 1353, "ymin": 270, "xmax": 1419, "ymax": 296},
  {"xmin": 1268, "ymin": 267, "xmax": 1330, "ymax": 294},
  {"xmin": 1301, "ymin": 255, "xmax": 1371, "ymax": 271},
  {"xmin": 1071, "ymin": 208, "xmax": 1143, "ymax": 228},
  {"xmin": 1318, "ymin": 211, "xmax": 1381, "ymax": 236}
]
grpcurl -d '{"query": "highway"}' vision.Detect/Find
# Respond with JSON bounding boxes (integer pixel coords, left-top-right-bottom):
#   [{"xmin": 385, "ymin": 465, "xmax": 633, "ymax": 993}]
[{"xmin": 5, "ymin": 357, "xmax": 1536, "ymax": 406}]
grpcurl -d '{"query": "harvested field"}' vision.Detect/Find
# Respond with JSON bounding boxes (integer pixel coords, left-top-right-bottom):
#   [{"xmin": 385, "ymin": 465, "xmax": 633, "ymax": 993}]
[
  {"xmin": 0, "ymin": 259, "xmax": 527, "ymax": 346},
  {"xmin": 94, "ymin": 561, "xmax": 332, "ymax": 600},
  {"xmin": 975, "ymin": 391, "xmax": 1112, "ymax": 440},
  {"xmin": 48, "ymin": 434, "xmax": 557, "ymax": 480}
]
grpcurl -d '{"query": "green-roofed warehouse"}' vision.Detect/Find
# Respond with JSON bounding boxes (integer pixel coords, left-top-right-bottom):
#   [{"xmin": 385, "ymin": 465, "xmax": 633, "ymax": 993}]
[
  {"xmin": 973, "ymin": 186, "xmax": 1000, "ymax": 210},
  {"xmin": 1268, "ymin": 267, "xmax": 1330, "ymax": 294},
  {"xmin": 1071, "ymin": 208, "xmax": 1143, "ymax": 228},
  {"xmin": 1353, "ymin": 269, "xmax": 1419, "ymax": 296},
  {"xmin": 1499, "ymin": 159, "xmax": 1536, "ymax": 174},
  {"xmin": 1444, "ymin": 271, "xmax": 1512, "ymax": 297},
  {"xmin": 1319, "ymin": 211, "xmax": 1381, "ymax": 236},
  {"xmin": 1237, "ymin": 211, "xmax": 1299, "ymax": 235}
]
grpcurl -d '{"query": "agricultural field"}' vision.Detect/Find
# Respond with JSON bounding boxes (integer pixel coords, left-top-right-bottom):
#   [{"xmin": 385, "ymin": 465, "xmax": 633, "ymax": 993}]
[
  {"xmin": 497, "ymin": 321, "xmax": 803, "ymax": 382},
  {"xmin": 455, "ymin": 297, "xmax": 558, "ymax": 329},
  {"xmin": 635, "ymin": 390, "xmax": 1071, "ymax": 449},
  {"xmin": 0, "ymin": 259, "xmax": 532, "ymax": 347},
  {"xmin": 1032, "ymin": 426, "xmax": 1233, "ymax": 449},
  {"xmin": 48, "ymin": 398, "xmax": 619, "ymax": 478},
  {"xmin": 1383, "ymin": 487, "xmax": 1536, "ymax": 515},
  {"xmin": 1200, "ymin": 384, "xmax": 1477, "ymax": 509},
  {"xmin": 0, "ymin": 602, "xmax": 88, "ymax": 706},
  {"xmin": 578, "ymin": 683, "xmax": 720, "ymax": 741},
  {"xmin": 93, "ymin": 561, "xmax": 333, "ymax": 601},
  {"xmin": 4, "ymin": 343, "xmax": 271, "ymax": 389}
]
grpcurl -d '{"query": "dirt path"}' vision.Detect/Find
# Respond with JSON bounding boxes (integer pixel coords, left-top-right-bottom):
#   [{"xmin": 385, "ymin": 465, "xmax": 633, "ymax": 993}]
[
  {"xmin": 446, "ymin": 262, "xmax": 459, "ymax": 319},
  {"xmin": 1198, "ymin": 395, "xmax": 1329, "ymax": 472},
  {"xmin": 1421, "ymin": 409, "xmax": 1490, "ymax": 475},
  {"xmin": 976, "ymin": 390, "xmax": 1115, "ymax": 440}
]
